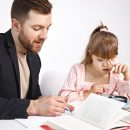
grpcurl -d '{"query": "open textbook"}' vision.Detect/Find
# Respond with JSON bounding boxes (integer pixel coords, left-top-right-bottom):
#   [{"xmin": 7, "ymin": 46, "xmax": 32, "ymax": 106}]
[
  {"xmin": 15, "ymin": 93, "xmax": 130, "ymax": 130},
  {"xmin": 43, "ymin": 93, "xmax": 130, "ymax": 130}
]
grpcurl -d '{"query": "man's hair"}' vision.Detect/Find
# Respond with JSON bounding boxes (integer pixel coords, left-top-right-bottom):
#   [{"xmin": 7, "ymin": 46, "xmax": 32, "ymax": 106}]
[{"xmin": 11, "ymin": 0, "xmax": 52, "ymax": 22}]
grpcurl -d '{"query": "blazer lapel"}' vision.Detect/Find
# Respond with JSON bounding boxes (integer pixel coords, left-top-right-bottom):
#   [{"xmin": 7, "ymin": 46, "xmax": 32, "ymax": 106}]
[
  {"xmin": 26, "ymin": 52, "xmax": 35, "ymax": 97},
  {"xmin": 5, "ymin": 30, "xmax": 20, "ymax": 93}
]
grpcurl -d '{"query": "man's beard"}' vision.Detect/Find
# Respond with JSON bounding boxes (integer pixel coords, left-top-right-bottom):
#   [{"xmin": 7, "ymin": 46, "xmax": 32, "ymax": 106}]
[
  {"xmin": 18, "ymin": 28, "xmax": 44, "ymax": 53},
  {"xmin": 18, "ymin": 32, "xmax": 34, "ymax": 53}
]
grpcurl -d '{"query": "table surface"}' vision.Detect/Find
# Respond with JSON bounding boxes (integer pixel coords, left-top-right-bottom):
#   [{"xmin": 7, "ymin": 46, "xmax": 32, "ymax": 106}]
[
  {"xmin": 0, "ymin": 100, "xmax": 130, "ymax": 130},
  {"xmin": 0, "ymin": 120, "xmax": 42, "ymax": 130}
]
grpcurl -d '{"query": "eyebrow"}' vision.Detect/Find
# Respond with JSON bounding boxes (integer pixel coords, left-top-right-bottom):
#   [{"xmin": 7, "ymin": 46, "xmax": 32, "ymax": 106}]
[
  {"xmin": 32, "ymin": 23, "xmax": 52, "ymax": 28},
  {"xmin": 48, "ymin": 23, "xmax": 52, "ymax": 28}
]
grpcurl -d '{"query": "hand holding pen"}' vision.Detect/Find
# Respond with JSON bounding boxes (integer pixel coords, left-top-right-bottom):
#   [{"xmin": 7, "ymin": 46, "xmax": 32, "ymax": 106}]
[
  {"xmin": 65, "ymin": 104, "xmax": 75, "ymax": 112},
  {"xmin": 64, "ymin": 95, "xmax": 75, "ymax": 112}
]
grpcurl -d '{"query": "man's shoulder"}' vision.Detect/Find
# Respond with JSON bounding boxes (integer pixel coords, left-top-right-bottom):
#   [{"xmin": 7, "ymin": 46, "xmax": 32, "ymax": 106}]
[
  {"xmin": 0, "ymin": 32, "xmax": 5, "ymax": 40},
  {"xmin": 0, "ymin": 32, "xmax": 7, "ymax": 47},
  {"xmin": 0, "ymin": 29, "xmax": 13, "ymax": 47},
  {"xmin": 0, "ymin": 29, "xmax": 11, "ymax": 37}
]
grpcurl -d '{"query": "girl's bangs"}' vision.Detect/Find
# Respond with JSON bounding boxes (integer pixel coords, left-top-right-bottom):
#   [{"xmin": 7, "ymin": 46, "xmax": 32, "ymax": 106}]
[{"xmin": 92, "ymin": 41, "xmax": 118, "ymax": 59}]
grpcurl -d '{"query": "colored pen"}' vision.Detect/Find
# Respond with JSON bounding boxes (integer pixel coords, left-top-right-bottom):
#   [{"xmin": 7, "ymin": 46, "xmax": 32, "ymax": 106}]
[
  {"xmin": 110, "ymin": 125, "xmax": 130, "ymax": 130},
  {"xmin": 65, "ymin": 104, "xmax": 75, "ymax": 112}
]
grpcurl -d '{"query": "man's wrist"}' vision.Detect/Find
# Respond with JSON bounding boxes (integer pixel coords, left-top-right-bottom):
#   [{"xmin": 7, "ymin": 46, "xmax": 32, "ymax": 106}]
[{"xmin": 27, "ymin": 100, "xmax": 37, "ymax": 116}]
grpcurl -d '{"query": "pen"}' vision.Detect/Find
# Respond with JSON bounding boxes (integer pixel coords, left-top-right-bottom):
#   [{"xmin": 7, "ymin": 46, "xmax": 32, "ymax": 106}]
[
  {"xmin": 65, "ymin": 104, "xmax": 75, "ymax": 112},
  {"xmin": 64, "ymin": 106, "xmax": 71, "ymax": 112},
  {"xmin": 110, "ymin": 125, "xmax": 130, "ymax": 130},
  {"xmin": 64, "ymin": 96, "xmax": 75, "ymax": 112}
]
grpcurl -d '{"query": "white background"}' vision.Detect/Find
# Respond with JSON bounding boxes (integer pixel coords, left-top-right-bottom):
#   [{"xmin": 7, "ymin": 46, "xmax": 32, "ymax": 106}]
[{"xmin": 0, "ymin": 0, "xmax": 130, "ymax": 84}]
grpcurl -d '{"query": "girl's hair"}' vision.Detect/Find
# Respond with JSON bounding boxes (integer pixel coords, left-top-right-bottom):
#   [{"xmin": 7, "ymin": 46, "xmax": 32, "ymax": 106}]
[
  {"xmin": 81, "ymin": 24, "xmax": 118, "ymax": 65},
  {"xmin": 11, "ymin": 0, "xmax": 52, "ymax": 23}
]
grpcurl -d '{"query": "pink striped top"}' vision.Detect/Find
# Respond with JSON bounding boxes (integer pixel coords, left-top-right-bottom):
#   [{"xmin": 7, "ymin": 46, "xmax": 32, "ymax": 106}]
[{"xmin": 59, "ymin": 64, "xmax": 130, "ymax": 102}]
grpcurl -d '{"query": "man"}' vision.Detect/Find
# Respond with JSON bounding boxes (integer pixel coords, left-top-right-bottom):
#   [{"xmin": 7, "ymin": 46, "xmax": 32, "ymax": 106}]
[{"xmin": 0, "ymin": 0, "xmax": 66, "ymax": 119}]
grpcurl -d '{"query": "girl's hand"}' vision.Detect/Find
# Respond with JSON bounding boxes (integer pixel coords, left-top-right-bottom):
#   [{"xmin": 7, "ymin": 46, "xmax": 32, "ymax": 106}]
[
  {"xmin": 83, "ymin": 84, "xmax": 105, "ymax": 98},
  {"xmin": 90, "ymin": 84, "xmax": 105, "ymax": 94},
  {"xmin": 113, "ymin": 63, "xmax": 130, "ymax": 80}
]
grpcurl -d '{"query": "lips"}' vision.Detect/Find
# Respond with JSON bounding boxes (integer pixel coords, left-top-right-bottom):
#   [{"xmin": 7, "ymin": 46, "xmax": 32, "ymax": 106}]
[
  {"xmin": 103, "ymin": 66, "xmax": 113, "ymax": 71},
  {"xmin": 102, "ymin": 68, "xmax": 111, "ymax": 72},
  {"xmin": 34, "ymin": 41, "xmax": 43, "ymax": 47},
  {"xmin": 35, "ymin": 45, "xmax": 42, "ymax": 49}
]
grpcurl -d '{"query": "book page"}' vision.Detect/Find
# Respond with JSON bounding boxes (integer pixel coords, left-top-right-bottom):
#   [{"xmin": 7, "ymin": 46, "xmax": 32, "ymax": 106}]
[
  {"xmin": 15, "ymin": 116, "xmax": 57, "ymax": 128},
  {"xmin": 46, "ymin": 115, "xmax": 101, "ymax": 130},
  {"xmin": 121, "ymin": 113, "xmax": 130, "ymax": 124},
  {"xmin": 15, "ymin": 114, "xmax": 101, "ymax": 130},
  {"xmin": 15, "ymin": 94, "xmax": 128, "ymax": 130},
  {"xmin": 74, "ymin": 93, "xmax": 125, "ymax": 130},
  {"xmin": 110, "ymin": 109, "xmax": 130, "ymax": 123}
]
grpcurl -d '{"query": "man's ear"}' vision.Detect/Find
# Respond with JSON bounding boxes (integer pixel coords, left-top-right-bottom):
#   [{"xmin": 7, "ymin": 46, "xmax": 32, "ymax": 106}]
[{"xmin": 11, "ymin": 19, "xmax": 20, "ymax": 32}]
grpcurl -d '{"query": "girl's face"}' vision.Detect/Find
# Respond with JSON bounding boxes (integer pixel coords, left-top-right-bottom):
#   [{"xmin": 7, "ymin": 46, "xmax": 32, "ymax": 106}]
[{"xmin": 91, "ymin": 54, "xmax": 116, "ymax": 75}]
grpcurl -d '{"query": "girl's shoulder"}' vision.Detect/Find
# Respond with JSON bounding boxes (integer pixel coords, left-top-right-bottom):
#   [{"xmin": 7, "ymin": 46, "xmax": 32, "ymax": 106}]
[
  {"xmin": 71, "ymin": 63, "xmax": 85, "ymax": 71},
  {"xmin": 71, "ymin": 63, "xmax": 85, "ymax": 80}
]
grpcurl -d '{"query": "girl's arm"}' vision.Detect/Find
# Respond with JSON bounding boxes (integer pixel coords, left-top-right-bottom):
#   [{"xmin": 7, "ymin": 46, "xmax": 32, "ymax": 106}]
[
  {"xmin": 113, "ymin": 73, "xmax": 130, "ymax": 99},
  {"xmin": 58, "ymin": 64, "xmax": 85, "ymax": 102},
  {"xmin": 114, "ymin": 63, "xmax": 130, "ymax": 81}
]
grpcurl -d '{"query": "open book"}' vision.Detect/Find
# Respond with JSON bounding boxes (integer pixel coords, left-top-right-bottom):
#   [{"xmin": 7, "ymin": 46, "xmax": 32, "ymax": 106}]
[
  {"xmin": 43, "ymin": 93, "xmax": 130, "ymax": 130},
  {"xmin": 15, "ymin": 93, "xmax": 130, "ymax": 130}
]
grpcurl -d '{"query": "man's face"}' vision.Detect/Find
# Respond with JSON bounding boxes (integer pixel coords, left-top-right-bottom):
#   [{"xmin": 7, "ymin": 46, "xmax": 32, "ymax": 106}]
[{"xmin": 18, "ymin": 10, "xmax": 52, "ymax": 53}]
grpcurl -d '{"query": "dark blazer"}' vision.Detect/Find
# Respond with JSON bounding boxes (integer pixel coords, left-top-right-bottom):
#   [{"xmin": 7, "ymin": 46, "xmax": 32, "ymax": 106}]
[{"xmin": 0, "ymin": 30, "xmax": 42, "ymax": 119}]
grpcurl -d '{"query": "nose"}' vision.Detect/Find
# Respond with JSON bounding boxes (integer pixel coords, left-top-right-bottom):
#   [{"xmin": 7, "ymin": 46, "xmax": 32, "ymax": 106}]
[
  {"xmin": 103, "ymin": 60, "xmax": 110, "ymax": 67},
  {"xmin": 38, "ymin": 29, "xmax": 48, "ymax": 40}
]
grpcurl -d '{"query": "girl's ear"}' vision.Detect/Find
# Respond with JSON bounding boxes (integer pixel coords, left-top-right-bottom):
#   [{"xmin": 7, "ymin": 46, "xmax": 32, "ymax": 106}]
[
  {"xmin": 88, "ymin": 50, "xmax": 93, "ymax": 63},
  {"xmin": 88, "ymin": 50, "xmax": 91, "ymax": 55},
  {"xmin": 11, "ymin": 19, "xmax": 20, "ymax": 32}
]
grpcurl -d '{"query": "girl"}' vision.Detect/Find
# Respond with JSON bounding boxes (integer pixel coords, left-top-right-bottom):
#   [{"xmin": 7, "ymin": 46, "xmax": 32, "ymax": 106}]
[{"xmin": 58, "ymin": 24, "xmax": 130, "ymax": 102}]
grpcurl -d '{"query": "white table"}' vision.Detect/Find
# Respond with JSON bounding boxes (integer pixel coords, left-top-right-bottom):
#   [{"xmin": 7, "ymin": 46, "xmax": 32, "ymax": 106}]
[
  {"xmin": 0, "ymin": 100, "xmax": 130, "ymax": 130},
  {"xmin": 0, "ymin": 120, "xmax": 42, "ymax": 130},
  {"xmin": 0, "ymin": 116, "xmax": 129, "ymax": 130}
]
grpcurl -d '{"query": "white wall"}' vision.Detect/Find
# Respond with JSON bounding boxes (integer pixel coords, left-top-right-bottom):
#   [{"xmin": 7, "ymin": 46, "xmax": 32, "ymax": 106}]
[{"xmin": 1, "ymin": 0, "xmax": 130, "ymax": 84}]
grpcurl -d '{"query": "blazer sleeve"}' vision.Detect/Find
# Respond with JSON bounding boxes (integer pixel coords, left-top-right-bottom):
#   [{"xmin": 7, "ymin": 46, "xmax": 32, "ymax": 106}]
[
  {"xmin": 0, "ymin": 98, "xmax": 30, "ymax": 119},
  {"xmin": 0, "ymin": 52, "xmax": 41, "ymax": 119}
]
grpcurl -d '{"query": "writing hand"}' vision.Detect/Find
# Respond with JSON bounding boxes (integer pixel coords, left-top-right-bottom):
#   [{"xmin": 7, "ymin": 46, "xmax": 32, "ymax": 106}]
[{"xmin": 27, "ymin": 96, "xmax": 66, "ymax": 116}]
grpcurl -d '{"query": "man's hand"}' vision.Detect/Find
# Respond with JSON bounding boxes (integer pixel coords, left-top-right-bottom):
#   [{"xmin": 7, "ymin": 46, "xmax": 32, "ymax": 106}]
[{"xmin": 27, "ymin": 96, "xmax": 66, "ymax": 116}]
